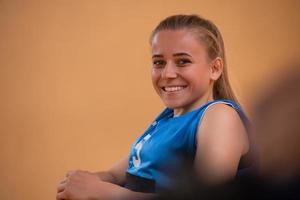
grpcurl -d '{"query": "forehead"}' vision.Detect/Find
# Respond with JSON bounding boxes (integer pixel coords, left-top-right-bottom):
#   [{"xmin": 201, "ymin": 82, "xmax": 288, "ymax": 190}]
[{"xmin": 151, "ymin": 30, "xmax": 206, "ymax": 56}]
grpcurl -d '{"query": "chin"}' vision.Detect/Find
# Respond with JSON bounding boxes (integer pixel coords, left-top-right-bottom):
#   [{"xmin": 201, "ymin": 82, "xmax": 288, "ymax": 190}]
[{"xmin": 163, "ymin": 101, "xmax": 186, "ymax": 110}]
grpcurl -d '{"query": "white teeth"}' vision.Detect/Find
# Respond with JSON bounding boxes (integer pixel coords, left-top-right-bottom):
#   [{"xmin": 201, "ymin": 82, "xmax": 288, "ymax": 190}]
[{"xmin": 164, "ymin": 86, "xmax": 185, "ymax": 92}]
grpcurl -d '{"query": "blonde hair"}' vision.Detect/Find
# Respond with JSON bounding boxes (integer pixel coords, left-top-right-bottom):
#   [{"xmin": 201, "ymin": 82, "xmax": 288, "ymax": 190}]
[{"xmin": 150, "ymin": 14, "xmax": 238, "ymax": 103}]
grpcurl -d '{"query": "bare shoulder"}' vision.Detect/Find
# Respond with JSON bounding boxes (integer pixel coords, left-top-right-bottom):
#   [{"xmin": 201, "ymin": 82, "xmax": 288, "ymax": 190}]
[
  {"xmin": 199, "ymin": 103, "xmax": 246, "ymax": 133},
  {"xmin": 202, "ymin": 103, "xmax": 242, "ymax": 124},
  {"xmin": 197, "ymin": 102, "xmax": 249, "ymax": 155}
]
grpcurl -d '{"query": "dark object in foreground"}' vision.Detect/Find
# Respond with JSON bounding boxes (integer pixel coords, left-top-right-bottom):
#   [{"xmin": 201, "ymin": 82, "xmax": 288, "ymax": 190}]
[{"xmin": 155, "ymin": 173, "xmax": 300, "ymax": 200}]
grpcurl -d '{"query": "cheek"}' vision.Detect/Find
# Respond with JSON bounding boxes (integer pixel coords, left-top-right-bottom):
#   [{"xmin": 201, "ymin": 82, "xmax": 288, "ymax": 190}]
[
  {"xmin": 151, "ymin": 70, "xmax": 160, "ymax": 84},
  {"xmin": 185, "ymin": 67, "xmax": 211, "ymax": 86}
]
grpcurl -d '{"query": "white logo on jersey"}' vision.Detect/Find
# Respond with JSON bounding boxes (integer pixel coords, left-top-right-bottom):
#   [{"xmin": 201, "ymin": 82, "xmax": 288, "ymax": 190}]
[{"xmin": 132, "ymin": 134, "xmax": 152, "ymax": 168}]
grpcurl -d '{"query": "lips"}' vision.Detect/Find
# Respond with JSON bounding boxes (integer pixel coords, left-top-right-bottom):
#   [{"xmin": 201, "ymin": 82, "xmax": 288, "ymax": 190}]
[{"xmin": 162, "ymin": 85, "xmax": 187, "ymax": 92}]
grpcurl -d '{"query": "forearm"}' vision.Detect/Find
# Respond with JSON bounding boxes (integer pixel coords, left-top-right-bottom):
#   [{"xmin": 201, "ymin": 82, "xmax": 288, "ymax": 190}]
[
  {"xmin": 94, "ymin": 157, "xmax": 128, "ymax": 186},
  {"xmin": 86, "ymin": 179, "xmax": 157, "ymax": 200},
  {"xmin": 93, "ymin": 171, "xmax": 121, "ymax": 185}
]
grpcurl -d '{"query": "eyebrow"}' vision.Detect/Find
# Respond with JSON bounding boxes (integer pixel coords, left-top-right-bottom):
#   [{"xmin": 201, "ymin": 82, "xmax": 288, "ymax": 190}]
[
  {"xmin": 152, "ymin": 54, "xmax": 163, "ymax": 59},
  {"xmin": 152, "ymin": 52, "xmax": 192, "ymax": 59},
  {"xmin": 173, "ymin": 52, "xmax": 192, "ymax": 57}
]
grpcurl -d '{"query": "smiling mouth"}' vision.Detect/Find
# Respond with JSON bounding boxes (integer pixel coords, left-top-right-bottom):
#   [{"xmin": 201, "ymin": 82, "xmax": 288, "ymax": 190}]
[{"xmin": 162, "ymin": 86, "xmax": 187, "ymax": 92}]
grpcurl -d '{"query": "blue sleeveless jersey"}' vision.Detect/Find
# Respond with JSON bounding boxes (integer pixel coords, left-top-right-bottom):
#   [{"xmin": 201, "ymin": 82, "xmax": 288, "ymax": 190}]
[{"xmin": 126, "ymin": 100, "xmax": 249, "ymax": 192}]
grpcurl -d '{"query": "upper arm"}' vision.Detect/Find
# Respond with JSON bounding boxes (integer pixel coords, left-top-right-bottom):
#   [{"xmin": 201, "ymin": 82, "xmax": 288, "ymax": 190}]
[{"xmin": 194, "ymin": 103, "xmax": 249, "ymax": 184}]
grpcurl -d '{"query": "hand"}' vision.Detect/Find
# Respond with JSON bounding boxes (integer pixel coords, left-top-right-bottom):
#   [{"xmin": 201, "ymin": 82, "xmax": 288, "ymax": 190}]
[
  {"xmin": 56, "ymin": 169, "xmax": 150, "ymax": 200},
  {"xmin": 56, "ymin": 170, "xmax": 105, "ymax": 200}
]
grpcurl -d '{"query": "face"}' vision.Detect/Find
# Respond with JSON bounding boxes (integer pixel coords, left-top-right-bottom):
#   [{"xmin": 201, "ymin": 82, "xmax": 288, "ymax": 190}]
[{"xmin": 151, "ymin": 30, "xmax": 215, "ymax": 115}]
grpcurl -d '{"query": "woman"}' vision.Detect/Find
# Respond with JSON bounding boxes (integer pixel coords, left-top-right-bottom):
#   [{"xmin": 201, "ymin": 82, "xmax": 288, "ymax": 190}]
[{"xmin": 56, "ymin": 14, "xmax": 250, "ymax": 200}]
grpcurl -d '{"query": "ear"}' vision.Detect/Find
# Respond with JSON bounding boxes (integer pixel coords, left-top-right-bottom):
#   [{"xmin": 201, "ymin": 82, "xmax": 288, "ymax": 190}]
[{"xmin": 209, "ymin": 57, "xmax": 223, "ymax": 81}]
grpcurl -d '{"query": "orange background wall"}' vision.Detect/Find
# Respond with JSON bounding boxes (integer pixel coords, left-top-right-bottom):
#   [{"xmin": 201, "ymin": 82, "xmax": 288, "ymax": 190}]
[{"xmin": 0, "ymin": 0, "xmax": 299, "ymax": 199}]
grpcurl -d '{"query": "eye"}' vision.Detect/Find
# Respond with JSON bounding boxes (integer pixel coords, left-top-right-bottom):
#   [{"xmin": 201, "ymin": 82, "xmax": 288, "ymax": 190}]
[
  {"xmin": 152, "ymin": 60, "xmax": 166, "ymax": 68},
  {"xmin": 176, "ymin": 59, "xmax": 191, "ymax": 67}
]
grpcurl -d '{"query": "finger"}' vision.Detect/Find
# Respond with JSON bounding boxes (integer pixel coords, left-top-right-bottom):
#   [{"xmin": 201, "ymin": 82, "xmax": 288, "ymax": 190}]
[
  {"xmin": 60, "ymin": 177, "xmax": 67, "ymax": 184},
  {"xmin": 66, "ymin": 170, "xmax": 76, "ymax": 177},
  {"xmin": 56, "ymin": 191, "xmax": 67, "ymax": 200},
  {"xmin": 57, "ymin": 177, "xmax": 68, "ymax": 193},
  {"xmin": 57, "ymin": 182, "xmax": 66, "ymax": 193}
]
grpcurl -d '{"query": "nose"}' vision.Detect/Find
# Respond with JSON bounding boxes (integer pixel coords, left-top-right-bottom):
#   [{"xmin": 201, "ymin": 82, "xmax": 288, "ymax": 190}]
[{"xmin": 161, "ymin": 62, "xmax": 177, "ymax": 79}]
